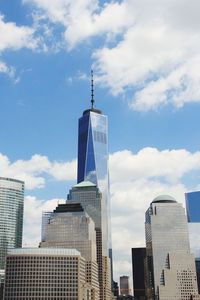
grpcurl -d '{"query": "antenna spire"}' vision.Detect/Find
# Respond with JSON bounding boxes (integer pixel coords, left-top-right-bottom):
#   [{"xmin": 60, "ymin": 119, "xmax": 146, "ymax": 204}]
[{"xmin": 91, "ymin": 69, "xmax": 94, "ymax": 109}]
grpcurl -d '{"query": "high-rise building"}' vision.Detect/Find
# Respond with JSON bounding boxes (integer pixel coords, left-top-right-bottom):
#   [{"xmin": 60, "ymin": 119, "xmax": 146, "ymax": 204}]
[
  {"xmin": 196, "ymin": 258, "xmax": 200, "ymax": 294},
  {"xmin": 77, "ymin": 72, "xmax": 112, "ymax": 275},
  {"xmin": 40, "ymin": 202, "xmax": 99, "ymax": 299},
  {"xmin": 120, "ymin": 276, "xmax": 130, "ymax": 296},
  {"xmin": 132, "ymin": 248, "xmax": 146, "ymax": 300},
  {"xmin": 4, "ymin": 248, "xmax": 93, "ymax": 300},
  {"xmin": 68, "ymin": 181, "xmax": 111, "ymax": 300},
  {"xmin": 145, "ymin": 195, "xmax": 199, "ymax": 300},
  {"xmin": 0, "ymin": 177, "xmax": 24, "ymax": 270},
  {"xmin": 185, "ymin": 191, "xmax": 200, "ymax": 222}
]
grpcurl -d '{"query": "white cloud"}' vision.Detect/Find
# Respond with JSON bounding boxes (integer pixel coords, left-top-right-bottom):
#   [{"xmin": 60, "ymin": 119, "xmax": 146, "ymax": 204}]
[
  {"xmin": 23, "ymin": 0, "xmax": 134, "ymax": 48},
  {"xmin": 110, "ymin": 148, "xmax": 200, "ymax": 184},
  {"xmin": 0, "ymin": 153, "xmax": 76, "ymax": 189},
  {"xmin": 21, "ymin": 0, "xmax": 200, "ymax": 109},
  {"xmin": 0, "ymin": 14, "xmax": 38, "ymax": 52},
  {"xmin": 0, "ymin": 60, "xmax": 17, "ymax": 79},
  {"xmin": 92, "ymin": 0, "xmax": 200, "ymax": 110}
]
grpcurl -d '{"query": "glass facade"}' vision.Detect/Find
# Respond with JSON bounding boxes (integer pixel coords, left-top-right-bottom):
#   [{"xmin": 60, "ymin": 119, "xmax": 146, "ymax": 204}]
[
  {"xmin": 145, "ymin": 195, "xmax": 198, "ymax": 300},
  {"xmin": 0, "ymin": 177, "xmax": 24, "ymax": 270},
  {"xmin": 67, "ymin": 182, "xmax": 112, "ymax": 300},
  {"xmin": 41, "ymin": 203, "xmax": 97, "ymax": 261},
  {"xmin": 77, "ymin": 108, "xmax": 110, "ymax": 257},
  {"xmin": 40, "ymin": 203, "xmax": 100, "ymax": 300},
  {"xmin": 185, "ymin": 191, "xmax": 200, "ymax": 222}
]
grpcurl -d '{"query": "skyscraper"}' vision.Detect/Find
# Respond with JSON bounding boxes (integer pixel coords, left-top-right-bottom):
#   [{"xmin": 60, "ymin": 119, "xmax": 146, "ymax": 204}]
[
  {"xmin": 40, "ymin": 202, "xmax": 99, "ymax": 299},
  {"xmin": 132, "ymin": 248, "xmax": 146, "ymax": 300},
  {"xmin": 68, "ymin": 181, "xmax": 111, "ymax": 300},
  {"xmin": 145, "ymin": 195, "xmax": 199, "ymax": 300},
  {"xmin": 77, "ymin": 71, "xmax": 112, "ymax": 284},
  {"xmin": 120, "ymin": 276, "xmax": 130, "ymax": 296},
  {"xmin": 185, "ymin": 191, "xmax": 200, "ymax": 222},
  {"xmin": 0, "ymin": 177, "xmax": 24, "ymax": 270}
]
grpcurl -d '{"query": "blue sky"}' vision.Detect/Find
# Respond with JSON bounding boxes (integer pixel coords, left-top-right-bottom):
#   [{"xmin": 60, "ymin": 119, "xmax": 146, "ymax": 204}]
[{"xmin": 1, "ymin": 0, "xmax": 200, "ymax": 284}]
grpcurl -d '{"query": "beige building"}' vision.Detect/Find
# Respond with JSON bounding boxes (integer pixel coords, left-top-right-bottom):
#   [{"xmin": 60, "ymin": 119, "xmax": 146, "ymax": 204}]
[
  {"xmin": 40, "ymin": 202, "xmax": 99, "ymax": 300},
  {"xmin": 67, "ymin": 182, "xmax": 112, "ymax": 300},
  {"xmin": 145, "ymin": 195, "xmax": 200, "ymax": 300},
  {"xmin": 4, "ymin": 248, "xmax": 94, "ymax": 300},
  {"xmin": 119, "ymin": 276, "xmax": 130, "ymax": 296}
]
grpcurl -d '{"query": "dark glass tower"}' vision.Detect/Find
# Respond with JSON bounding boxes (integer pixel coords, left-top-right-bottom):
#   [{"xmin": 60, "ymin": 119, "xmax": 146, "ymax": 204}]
[{"xmin": 77, "ymin": 71, "xmax": 112, "ymax": 269}]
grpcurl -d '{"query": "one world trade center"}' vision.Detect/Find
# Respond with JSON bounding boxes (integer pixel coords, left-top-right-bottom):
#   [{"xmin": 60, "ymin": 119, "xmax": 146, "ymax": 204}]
[{"xmin": 77, "ymin": 71, "xmax": 113, "ymax": 283}]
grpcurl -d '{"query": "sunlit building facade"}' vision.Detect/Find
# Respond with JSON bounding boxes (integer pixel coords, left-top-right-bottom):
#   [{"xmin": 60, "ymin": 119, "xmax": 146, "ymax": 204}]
[
  {"xmin": 68, "ymin": 181, "xmax": 111, "ymax": 300},
  {"xmin": 40, "ymin": 202, "xmax": 99, "ymax": 300},
  {"xmin": 145, "ymin": 195, "xmax": 199, "ymax": 300},
  {"xmin": 4, "ymin": 248, "xmax": 93, "ymax": 300}
]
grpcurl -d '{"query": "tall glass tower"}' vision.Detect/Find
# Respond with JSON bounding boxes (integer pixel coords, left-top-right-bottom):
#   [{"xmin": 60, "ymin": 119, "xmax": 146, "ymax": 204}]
[
  {"xmin": 0, "ymin": 177, "xmax": 24, "ymax": 269},
  {"xmin": 77, "ymin": 71, "xmax": 111, "ymax": 260}
]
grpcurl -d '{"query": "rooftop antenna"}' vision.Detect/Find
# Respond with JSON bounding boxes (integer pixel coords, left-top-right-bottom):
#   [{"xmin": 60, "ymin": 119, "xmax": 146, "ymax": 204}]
[{"xmin": 91, "ymin": 69, "xmax": 94, "ymax": 109}]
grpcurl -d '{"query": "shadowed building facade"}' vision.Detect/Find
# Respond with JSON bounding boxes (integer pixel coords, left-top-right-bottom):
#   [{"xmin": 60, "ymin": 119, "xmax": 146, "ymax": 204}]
[{"xmin": 132, "ymin": 248, "xmax": 146, "ymax": 300}]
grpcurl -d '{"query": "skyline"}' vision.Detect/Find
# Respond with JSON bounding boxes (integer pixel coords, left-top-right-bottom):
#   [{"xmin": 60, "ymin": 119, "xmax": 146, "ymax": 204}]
[{"xmin": 1, "ymin": 0, "xmax": 200, "ymax": 284}]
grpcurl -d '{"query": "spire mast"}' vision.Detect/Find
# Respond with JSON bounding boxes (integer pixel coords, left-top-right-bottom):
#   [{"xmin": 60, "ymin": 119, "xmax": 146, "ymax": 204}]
[{"xmin": 91, "ymin": 69, "xmax": 94, "ymax": 109}]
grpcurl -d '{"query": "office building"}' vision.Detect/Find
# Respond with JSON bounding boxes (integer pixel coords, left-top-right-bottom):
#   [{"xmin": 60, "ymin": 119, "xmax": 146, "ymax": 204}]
[
  {"xmin": 120, "ymin": 276, "xmax": 130, "ymax": 296},
  {"xmin": 196, "ymin": 258, "xmax": 200, "ymax": 293},
  {"xmin": 0, "ymin": 177, "xmax": 24, "ymax": 299},
  {"xmin": 77, "ymin": 72, "xmax": 113, "ymax": 283},
  {"xmin": 0, "ymin": 177, "xmax": 24, "ymax": 270},
  {"xmin": 112, "ymin": 281, "xmax": 119, "ymax": 298},
  {"xmin": 145, "ymin": 195, "xmax": 199, "ymax": 300},
  {"xmin": 68, "ymin": 181, "xmax": 111, "ymax": 300},
  {"xmin": 0, "ymin": 270, "xmax": 4, "ymax": 300},
  {"xmin": 185, "ymin": 191, "xmax": 200, "ymax": 222},
  {"xmin": 132, "ymin": 248, "xmax": 146, "ymax": 300},
  {"xmin": 4, "ymin": 248, "xmax": 95, "ymax": 300},
  {"xmin": 40, "ymin": 202, "xmax": 99, "ymax": 299}
]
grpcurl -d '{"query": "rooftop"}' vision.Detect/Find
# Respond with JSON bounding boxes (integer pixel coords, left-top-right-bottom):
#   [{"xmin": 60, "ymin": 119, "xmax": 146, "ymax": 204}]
[
  {"xmin": 73, "ymin": 181, "xmax": 96, "ymax": 188},
  {"xmin": 83, "ymin": 108, "xmax": 102, "ymax": 116},
  {"xmin": 152, "ymin": 194, "xmax": 177, "ymax": 204},
  {"xmin": 7, "ymin": 248, "xmax": 81, "ymax": 256}
]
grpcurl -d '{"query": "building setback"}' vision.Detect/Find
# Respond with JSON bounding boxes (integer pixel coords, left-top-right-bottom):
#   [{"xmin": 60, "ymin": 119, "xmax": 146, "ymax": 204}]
[
  {"xmin": 40, "ymin": 202, "xmax": 99, "ymax": 300},
  {"xmin": 145, "ymin": 195, "xmax": 200, "ymax": 300},
  {"xmin": 68, "ymin": 181, "xmax": 111, "ymax": 300}
]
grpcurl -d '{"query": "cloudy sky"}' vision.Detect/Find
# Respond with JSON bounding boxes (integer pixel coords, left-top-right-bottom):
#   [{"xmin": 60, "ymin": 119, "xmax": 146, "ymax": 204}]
[{"xmin": 1, "ymin": 0, "xmax": 200, "ymax": 287}]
